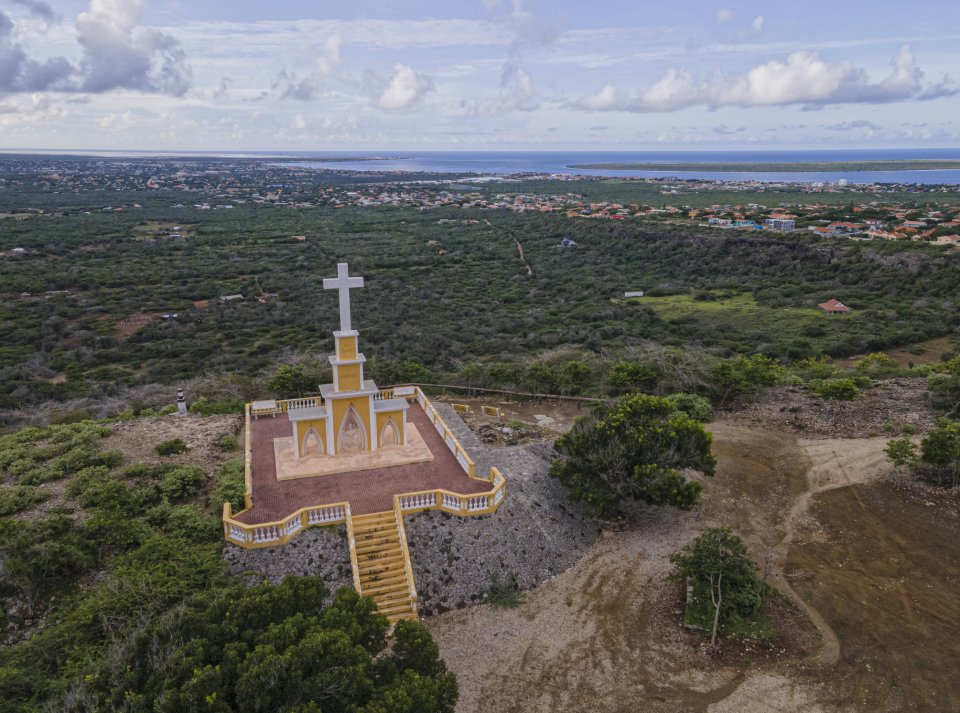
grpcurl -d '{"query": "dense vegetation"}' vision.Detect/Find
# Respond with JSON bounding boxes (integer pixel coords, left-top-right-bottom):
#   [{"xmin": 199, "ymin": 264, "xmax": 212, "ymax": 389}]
[
  {"xmin": 1, "ymin": 158, "xmax": 959, "ymax": 419},
  {"xmin": 549, "ymin": 393, "xmax": 716, "ymax": 515},
  {"xmin": 0, "ymin": 416, "xmax": 455, "ymax": 712}
]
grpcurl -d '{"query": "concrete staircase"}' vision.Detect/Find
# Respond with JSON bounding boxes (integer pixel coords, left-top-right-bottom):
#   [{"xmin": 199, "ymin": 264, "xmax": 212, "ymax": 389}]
[{"xmin": 351, "ymin": 511, "xmax": 417, "ymax": 623}]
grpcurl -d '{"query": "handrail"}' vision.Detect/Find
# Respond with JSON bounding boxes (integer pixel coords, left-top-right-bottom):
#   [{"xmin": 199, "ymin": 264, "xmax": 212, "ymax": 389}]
[
  {"xmin": 394, "ymin": 508, "xmax": 418, "ymax": 613},
  {"xmin": 393, "ymin": 467, "xmax": 505, "ymax": 517},
  {"xmin": 415, "ymin": 387, "xmax": 478, "ymax": 479},
  {"xmin": 243, "ymin": 404, "xmax": 253, "ymax": 510},
  {"xmin": 345, "ymin": 504, "xmax": 362, "ymax": 593}
]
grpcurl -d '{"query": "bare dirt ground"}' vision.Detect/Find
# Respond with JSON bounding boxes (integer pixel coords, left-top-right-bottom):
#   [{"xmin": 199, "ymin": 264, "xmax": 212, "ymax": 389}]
[
  {"xmin": 102, "ymin": 413, "xmax": 241, "ymax": 474},
  {"xmin": 427, "ymin": 408, "xmax": 960, "ymax": 712}
]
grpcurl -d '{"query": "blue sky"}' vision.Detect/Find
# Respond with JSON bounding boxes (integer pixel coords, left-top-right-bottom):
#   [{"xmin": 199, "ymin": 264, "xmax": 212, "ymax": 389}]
[{"xmin": 0, "ymin": 0, "xmax": 958, "ymax": 151}]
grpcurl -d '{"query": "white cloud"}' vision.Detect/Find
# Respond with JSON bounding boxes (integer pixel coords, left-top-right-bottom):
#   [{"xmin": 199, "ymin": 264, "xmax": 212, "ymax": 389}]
[
  {"xmin": 572, "ymin": 45, "xmax": 957, "ymax": 112},
  {"xmin": 0, "ymin": 0, "xmax": 191, "ymax": 95},
  {"xmin": 716, "ymin": 8, "xmax": 735, "ymax": 24},
  {"xmin": 277, "ymin": 34, "xmax": 341, "ymax": 100},
  {"xmin": 292, "ymin": 113, "xmax": 307, "ymax": 129},
  {"xmin": 378, "ymin": 63, "xmax": 432, "ymax": 110},
  {"xmin": 76, "ymin": 0, "xmax": 191, "ymax": 95},
  {"xmin": 752, "ymin": 15, "xmax": 764, "ymax": 33}
]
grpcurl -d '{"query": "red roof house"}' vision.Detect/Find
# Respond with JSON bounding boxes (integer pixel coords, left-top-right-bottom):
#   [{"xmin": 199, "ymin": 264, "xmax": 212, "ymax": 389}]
[{"xmin": 818, "ymin": 299, "xmax": 851, "ymax": 314}]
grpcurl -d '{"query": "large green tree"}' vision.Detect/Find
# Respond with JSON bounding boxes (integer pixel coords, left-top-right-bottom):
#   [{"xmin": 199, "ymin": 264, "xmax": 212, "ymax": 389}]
[{"xmin": 549, "ymin": 393, "xmax": 716, "ymax": 516}]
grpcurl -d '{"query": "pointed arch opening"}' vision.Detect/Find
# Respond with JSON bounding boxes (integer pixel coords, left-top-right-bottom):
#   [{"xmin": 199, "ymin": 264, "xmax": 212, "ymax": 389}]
[
  {"xmin": 337, "ymin": 404, "xmax": 367, "ymax": 453},
  {"xmin": 301, "ymin": 427, "xmax": 324, "ymax": 457},
  {"xmin": 380, "ymin": 418, "xmax": 400, "ymax": 448}
]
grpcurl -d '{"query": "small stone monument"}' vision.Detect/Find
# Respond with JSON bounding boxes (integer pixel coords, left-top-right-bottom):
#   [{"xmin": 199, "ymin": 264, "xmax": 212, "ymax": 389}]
[{"xmin": 176, "ymin": 386, "xmax": 187, "ymax": 415}]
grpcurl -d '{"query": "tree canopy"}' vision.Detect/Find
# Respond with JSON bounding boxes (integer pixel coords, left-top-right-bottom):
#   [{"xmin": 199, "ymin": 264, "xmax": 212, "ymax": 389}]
[
  {"xmin": 549, "ymin": 393, "xmax": 716, "ymax": 516},
  {"xmin": 670, "ymin": 527, "xmax": 770, "ymax": 641}
]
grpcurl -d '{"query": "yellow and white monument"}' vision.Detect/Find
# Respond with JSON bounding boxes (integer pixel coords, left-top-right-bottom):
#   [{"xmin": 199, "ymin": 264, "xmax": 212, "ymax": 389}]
[{"xmin": 289, "ymin": 263, "xmax": 409, "ymax": 458}]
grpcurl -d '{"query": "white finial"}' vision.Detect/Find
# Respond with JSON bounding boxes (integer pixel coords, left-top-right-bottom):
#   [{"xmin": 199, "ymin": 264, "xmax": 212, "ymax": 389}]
[{"xmin": 322, "ymin": 262, "xmax": 364, "ymax": 332}]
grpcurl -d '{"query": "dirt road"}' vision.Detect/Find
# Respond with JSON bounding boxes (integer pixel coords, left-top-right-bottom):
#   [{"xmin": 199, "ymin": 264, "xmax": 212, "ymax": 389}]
[{"xmin": 427, "ymin": 420, "xmax": 959, "ymax": 712}]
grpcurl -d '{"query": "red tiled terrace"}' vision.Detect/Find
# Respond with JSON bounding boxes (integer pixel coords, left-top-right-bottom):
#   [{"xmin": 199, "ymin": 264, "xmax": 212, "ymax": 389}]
[{"xmin": 237, "ymin": 402, "xmax": 490, "ymax": 523}]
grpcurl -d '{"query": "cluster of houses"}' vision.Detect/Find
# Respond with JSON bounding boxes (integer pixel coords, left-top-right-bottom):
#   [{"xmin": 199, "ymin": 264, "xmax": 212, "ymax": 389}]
[{"xmin": 694, "ymin": 203, "xmax": 960, "ymax": 243}]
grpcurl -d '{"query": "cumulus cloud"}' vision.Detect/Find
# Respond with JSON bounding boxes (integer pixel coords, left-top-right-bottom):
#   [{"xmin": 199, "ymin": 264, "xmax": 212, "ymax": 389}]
[
  {"xmin": 277, "ymin": 35, "xmax": 341, "ymax": 100},
  {"xmin": 0, "ymin": 10, "xmax": 74, "ymax": 91},
  {"xmin": 76, "ymin": 0, "xmax": 191, "ymax": 95},
  {"xmin": 0, "ymin": 0, "xmax": 190, "ymax": 96},
  {"xmin": 572, "ymin": 45, "xmax": 956, "ymax": 112},
  {"xmin": 378, "ymin": 63, "xmax": 433, "ymax": 110},
  {"xmin": 752, "ymin": 15, "xmax": 764, "ymax": 32},
  {"xmin": 716, "ymin": 8, "xmax": 735, "ymax": 24}
]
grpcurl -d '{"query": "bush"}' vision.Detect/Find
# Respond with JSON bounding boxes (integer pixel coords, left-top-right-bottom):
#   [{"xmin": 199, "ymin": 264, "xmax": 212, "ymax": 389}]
[
  {"xmin": 209, "ymin": 458, "xmax": 246, "ymax": 511},
  {"xmin": 885, "ymin": 437, "xmax": 918, "ymax": 467},
  {"xmin": 158, "ymin": 465, "xmax": 206, "ymax": 501},
  {"xmin": 218, "ymin": 433, "xmax": 239, "ymax": 450},
  {"xmin": 811, "ymin": 378, "xmax": 860, "ymax": 400},
  {"xmin": 154, "ymin": 438, "xmax": 188, "ymax": 456},
  {"xmin": 665, "ymin": 392, "xmax": 713, "ymax": 422},
  {"xmin": 0, "ymin": 485, "xmax": 50, "ymax": 516},
  {"xmin": 163, "ymin": 504, "xmax": 223, "ymax": 542},
  {"xmin": 484, "ymin": 573, "xmax": 524, "ymax": 608}
]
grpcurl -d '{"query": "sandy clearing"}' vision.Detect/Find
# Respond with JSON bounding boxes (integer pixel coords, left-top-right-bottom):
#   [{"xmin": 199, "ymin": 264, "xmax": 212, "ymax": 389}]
[{"xmin": 427, "ymin": 421, "xmax": 899, "ymax": 713}]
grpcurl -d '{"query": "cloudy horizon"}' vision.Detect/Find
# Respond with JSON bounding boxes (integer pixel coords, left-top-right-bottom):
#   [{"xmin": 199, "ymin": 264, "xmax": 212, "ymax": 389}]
[{"xmin": 0, "ymin": 0, "xmax": 958, "ymax": 151}]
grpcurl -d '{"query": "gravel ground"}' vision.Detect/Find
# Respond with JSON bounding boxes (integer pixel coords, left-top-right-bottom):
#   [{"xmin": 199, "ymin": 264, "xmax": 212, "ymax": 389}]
[
  {"xmin": 223, "ymin": 527, "xmax": 353, "ymax": 601},
  {"xmin": 724, "ymin": 378, "xmax": 937, "ymax": 438},
  {"xmin": 407, "ymin": 404, "xmax": 598, "ymax": 615}
]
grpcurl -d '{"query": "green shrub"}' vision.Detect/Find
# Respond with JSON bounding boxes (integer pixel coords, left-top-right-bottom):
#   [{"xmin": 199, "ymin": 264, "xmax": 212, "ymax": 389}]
[
  {"xmin": 665, "ymin": 392, "xmax": 713, "ymax": 422},
  {"xmin": 218, "ymin": 433, "xmax": 239, "ymax": 450},
  {"xmin": 209, "ymin": 458, "xmax": 246, "ymax": 511},
  {"xmin": 0, "ymin": 485, "xmax": 50, "ymax": 516},
  {"xmin": 811, "ymin": 378, "xmax": 860, "ymax": 400},
  {"xmin": 164, "ymin": 504, "xmax": 222, "ymax": 543},
  {"xmin": 154, "ymin": 438, "xmax": 188, "ymax": 456},
  {"xmin": 158, "ymin": 404, "xmax": 177, "ymax": 416},
  {"xmin": 65, "ymin": 466, "xmax": 114, "ymax": 507},
  {"xmin": 158, "ymin": 466, "xmax": 206, "ymax": 501},
  {"xmin": 484, "ymin": 573, "xmax": 524, "ymax": 608},
  {"xmin": 885, "ymin": 437, "xmax": 918, "ymax": 467}
]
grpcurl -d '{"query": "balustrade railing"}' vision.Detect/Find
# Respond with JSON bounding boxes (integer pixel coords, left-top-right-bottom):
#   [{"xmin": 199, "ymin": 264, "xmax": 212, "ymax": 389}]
[
  {"xmin": 394, "ymin": 467, "xmax": 505, "ymax": 517},
  {"xmin": 223, "ymin": 501, "xmax": 351, "ymax": 549}
]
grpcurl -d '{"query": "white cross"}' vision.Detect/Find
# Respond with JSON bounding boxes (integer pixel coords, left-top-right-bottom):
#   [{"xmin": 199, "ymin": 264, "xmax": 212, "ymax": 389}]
[{"xmin": 323, "ymin": 262, "xmax": 364, "ymax": 332}]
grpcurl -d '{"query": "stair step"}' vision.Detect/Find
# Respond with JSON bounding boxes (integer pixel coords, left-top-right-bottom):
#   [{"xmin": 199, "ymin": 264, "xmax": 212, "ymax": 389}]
[
  {"xmin": 361, "ymin": 573, "xmax": 408, "ymax": 590},
  {"xmin": 355, "ymin": 532, "xmax": 398, "ymax": 546},
  {"xmin": 379, "ymin": 600, "xmax": 416, "ymax": 614},
  {"xmin": 353, "ymin": 513, "xmax": 396, "ymax": 526},
  {"xmin": 359, "ymin": 552, "xmax": 404, "ymax": 567},
  {"xmin": 356, "ymin": 541, "xmax": 400, "ymax": 555},
  {"xmin": 371, "ymin": 591, "xmax": 413, "ymax": 606}
]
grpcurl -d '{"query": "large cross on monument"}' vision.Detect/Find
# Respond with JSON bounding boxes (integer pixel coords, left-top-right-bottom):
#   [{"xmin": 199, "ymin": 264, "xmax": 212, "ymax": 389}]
[{"xmin": 323, "ymin": 262, "xmax": 364, "ymax": 332}]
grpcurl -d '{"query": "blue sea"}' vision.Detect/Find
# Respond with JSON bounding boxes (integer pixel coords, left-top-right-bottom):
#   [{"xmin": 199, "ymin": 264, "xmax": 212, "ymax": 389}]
[{"xmin": 284, "ymin": 148, "xmax": 960, "ymax": 185}]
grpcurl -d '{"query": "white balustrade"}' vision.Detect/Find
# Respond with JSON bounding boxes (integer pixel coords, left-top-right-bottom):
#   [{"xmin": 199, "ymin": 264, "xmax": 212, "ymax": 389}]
[
  {"xmin": 442, "ymin": 493, "xmax": 460, "ymax": 510},
  {"xmin": 307, "ymin": 505, "xmax": 346, "ymax": 525},
  {"xmin": 285, "ymin": 397, "xmax": 318, "ymax": 411},
  {"xmin": 494, "ymin": 488, "xmax": 504, "ymax": 505},
  {"xmin": 400, "ymin": 493, "xmax": 435, "ymax": 511},
  {"xmin": 466, "ymin": 495, "xmax": 489, "ymax": 512},
  {"xmin": 284, "ymin": 518, "xmax": 303, "ymax": 536},
  {"xmin": 229, "ymin": 525, "xmax": 246, "ymax": 543},
  {"xmin": 252, "ymin": 526, "xmax": 280, "ymax": 544},
  {"xmin": 456, "ymin": 451, "xmax": 469, "ymax": 472}
]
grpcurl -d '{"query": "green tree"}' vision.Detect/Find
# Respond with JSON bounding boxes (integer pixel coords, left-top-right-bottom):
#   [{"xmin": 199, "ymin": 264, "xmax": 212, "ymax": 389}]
[
  {"xmin": 670, "ymin": 528, "xmax": 770, "ymax": 645},
  {"xmin": 885, "ymin": 436, "xmax": 918, "ymax": 467},
  {"xmin": 919, "ymin": 418, "xmax": 960, "ymax": 487},
  {"xmin": 268, "ymin": 363, "xmax": 317, "ymax": 398},
  {"xmin": 525, "ymin": 363, "xmax": 556, "ymax": 394},
  {"xmin": 549, "ymin": 393, "xmax": 715, "ymax": 516},
  {"xmin": 711, "ymin": 354, "xmax": 785, "ymax": 405}
]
